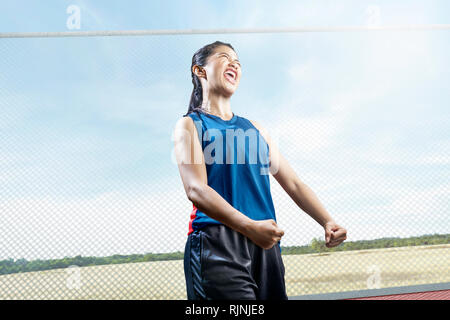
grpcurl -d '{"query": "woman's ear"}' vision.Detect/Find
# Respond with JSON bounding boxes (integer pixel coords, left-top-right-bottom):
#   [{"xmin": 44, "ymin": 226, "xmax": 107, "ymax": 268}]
[
  {"xmin": 199, "ymin": 67, "xmax": 206, "ymax": 79},
  {"xmin": 193, "ymin": 65, "xmax": 204, "ymax": 77}
]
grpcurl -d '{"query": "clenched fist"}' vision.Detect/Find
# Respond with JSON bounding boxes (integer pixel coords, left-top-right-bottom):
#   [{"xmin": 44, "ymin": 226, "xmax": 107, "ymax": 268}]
[
  {"xmin": 324, "ymin": 221, "xmax": 347, "ymax": 248},
  {"xmin": 244, "ymin": 219, "xmax": 285, "ymax": 250}
]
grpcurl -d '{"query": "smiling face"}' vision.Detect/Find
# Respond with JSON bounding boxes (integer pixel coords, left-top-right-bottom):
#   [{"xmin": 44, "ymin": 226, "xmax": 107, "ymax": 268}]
[{"xmin": 195, "ymin": 45, "xmax": 242, "ymax": 97}]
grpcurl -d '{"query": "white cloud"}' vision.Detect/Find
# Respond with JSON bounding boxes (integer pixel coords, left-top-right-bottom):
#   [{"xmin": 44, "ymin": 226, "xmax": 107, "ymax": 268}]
[
  {"xmin": 417, "ymin": 155, "xmax": 450, "ymax": 165},
  {"xmin": 0, "ymin": 187, "xmax": 191, "ymax": 260},
  {"xmin": 387, "ymin": 184, "xmax": 450, "ymax": 217},
  {"xmin": 268, "ymin": 112, "xmax": 345, "ymax": 155}
]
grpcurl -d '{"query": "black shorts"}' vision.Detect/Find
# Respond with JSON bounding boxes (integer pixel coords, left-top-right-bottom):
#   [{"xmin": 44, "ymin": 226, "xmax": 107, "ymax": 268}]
[{"xmin": 184, "ymin": 224, "xmax": 288, "ymax": 300}]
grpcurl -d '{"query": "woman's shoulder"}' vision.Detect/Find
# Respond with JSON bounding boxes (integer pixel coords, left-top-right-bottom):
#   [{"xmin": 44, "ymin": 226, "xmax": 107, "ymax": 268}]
[
  {"xmin": 174, "ymin": 114, "xmax": 196, "ymax": 135},
  {"xmin": 178, "ymin": 111, "xmax": 201, "ymax": 124},
  {"xmin": 174, "ymin": 113, "xmax": 204, "ymax": 142}
]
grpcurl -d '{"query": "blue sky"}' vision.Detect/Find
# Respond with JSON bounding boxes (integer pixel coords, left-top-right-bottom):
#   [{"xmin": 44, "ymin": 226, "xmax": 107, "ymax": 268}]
[{"xmin": 0, "ymin": 1, "xmax": 449, "ymax": 260}]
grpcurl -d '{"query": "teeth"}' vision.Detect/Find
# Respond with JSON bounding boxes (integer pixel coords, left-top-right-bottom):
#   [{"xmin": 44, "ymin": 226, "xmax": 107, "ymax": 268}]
[{"xmin": 225, "ymin": 71, "xmax": 235, "ymax": 79}]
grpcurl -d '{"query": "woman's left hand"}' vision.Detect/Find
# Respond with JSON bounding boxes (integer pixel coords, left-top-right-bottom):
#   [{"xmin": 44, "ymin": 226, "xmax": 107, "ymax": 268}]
[{"xmin": 324, "ymin": 221, "xmax": 347, "ymax": 248}]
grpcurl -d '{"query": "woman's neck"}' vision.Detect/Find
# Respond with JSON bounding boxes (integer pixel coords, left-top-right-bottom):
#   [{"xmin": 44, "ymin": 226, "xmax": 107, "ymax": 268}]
[{"xmin": 201, "ymin": 96, "xmax": 233, "ymax": 118}]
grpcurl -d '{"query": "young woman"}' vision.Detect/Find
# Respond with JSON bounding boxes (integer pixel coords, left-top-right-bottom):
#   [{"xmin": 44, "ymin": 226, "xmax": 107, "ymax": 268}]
[{"xmin": 173, "ymin": 41, "xmax": 347, "ymax": 300}]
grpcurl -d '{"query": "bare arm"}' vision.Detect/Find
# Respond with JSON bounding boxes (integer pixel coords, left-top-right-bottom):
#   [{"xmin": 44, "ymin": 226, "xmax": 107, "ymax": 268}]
[
  {"xmin": 173, "ymin": 116, "xmax": 284, "ymax": 249},
  {"xmin": 250, "ymin": 119, "xmax": 347, "ymax": 247}
]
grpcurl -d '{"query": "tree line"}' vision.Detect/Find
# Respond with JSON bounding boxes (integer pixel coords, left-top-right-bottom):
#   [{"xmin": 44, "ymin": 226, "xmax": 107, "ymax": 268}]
[{"xmin": 1, "ymin": 233, "xmax": 448, "ymax": 275}]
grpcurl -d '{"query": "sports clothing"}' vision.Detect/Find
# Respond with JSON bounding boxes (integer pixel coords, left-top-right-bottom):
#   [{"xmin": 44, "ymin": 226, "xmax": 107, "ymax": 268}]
[
  {"xmin": 185, "ymin": 110, "xmax": 278, "ymax": 234},
  {"xmin": 184, "ymin": 224, "xmax": 288, "ymax": 300}
]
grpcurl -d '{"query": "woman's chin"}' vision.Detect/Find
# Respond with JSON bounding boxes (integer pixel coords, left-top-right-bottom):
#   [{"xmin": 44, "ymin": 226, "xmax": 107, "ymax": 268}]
[
  {"xmin": 222, "ymin": 87, "xmax": 237, "ymax": 97},
  {"xmin": 222, "ymin": 81, "xmax": 238, "ymax": 95}
]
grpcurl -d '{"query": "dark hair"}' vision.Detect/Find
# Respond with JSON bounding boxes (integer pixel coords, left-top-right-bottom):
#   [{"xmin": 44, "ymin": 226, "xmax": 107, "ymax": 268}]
[{"xmin": 184, "ymin": 41, "xmax": 235, "ymax": 117}]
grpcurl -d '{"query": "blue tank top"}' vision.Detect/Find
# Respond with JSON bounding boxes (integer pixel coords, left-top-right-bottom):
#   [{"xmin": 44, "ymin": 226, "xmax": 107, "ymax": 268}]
[{"xmin": 185, "ymin": 110, "xmax": 278, "ymax": 235}]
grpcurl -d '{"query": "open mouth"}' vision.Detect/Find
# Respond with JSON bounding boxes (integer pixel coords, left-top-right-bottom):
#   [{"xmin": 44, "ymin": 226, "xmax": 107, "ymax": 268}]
[{"xmin": 224, "ymin": 69, "xmax": 237, "ymax": 84}]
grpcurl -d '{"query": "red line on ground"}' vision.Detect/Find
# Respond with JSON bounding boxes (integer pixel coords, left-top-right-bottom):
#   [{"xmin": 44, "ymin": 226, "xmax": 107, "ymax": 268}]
[{"xmin": 345, "ymin": 289, "xmax": 450, "ymax": 300}]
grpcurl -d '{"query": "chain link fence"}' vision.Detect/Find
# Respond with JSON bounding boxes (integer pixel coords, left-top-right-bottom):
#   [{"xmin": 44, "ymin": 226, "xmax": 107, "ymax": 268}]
[{"xmin": 0, "ymin": 30, "xmax": 449, "ymax": 299}]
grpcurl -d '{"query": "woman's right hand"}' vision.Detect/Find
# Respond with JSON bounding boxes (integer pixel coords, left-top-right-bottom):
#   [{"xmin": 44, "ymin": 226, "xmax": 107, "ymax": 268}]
[{"xmin": 244, "ymin": 219, "xmax": 285, "ymax": 250}]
